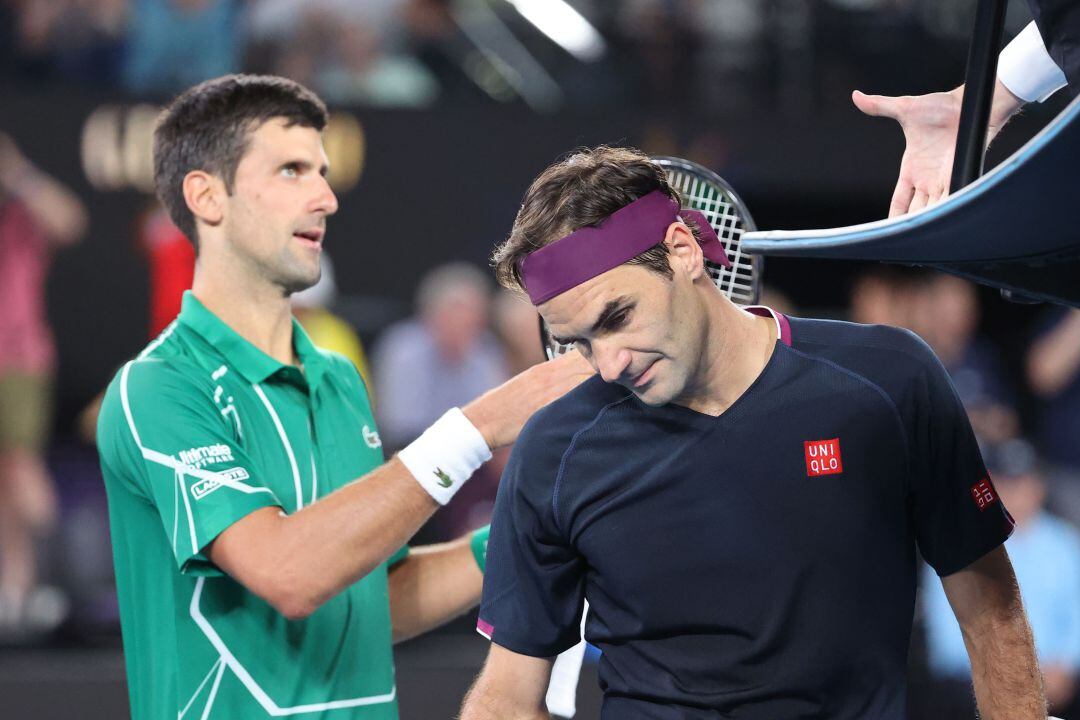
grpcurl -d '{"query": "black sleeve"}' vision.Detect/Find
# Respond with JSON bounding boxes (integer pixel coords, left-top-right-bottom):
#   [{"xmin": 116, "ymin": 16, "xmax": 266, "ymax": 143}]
[
  {"xmin": 476, "ymin": 418, "xmax": 586, "ymax": 658},
  {"xmin": 906, "ymin": 337, "xmax": 1015, "ymax": 576},
  {"xmin": 1026, "ymin": 0, "xmax": 1080, "ymax": 91}
]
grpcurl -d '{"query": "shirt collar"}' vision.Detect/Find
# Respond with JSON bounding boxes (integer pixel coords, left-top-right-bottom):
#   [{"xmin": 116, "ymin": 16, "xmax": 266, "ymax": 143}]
[
  {"xmin": 745, "ymin": 305, "xmax": 792, "ymax": 347},
  {"xmin": 178, "ymin": 291, "xmax": 328, "ymax": 389}
]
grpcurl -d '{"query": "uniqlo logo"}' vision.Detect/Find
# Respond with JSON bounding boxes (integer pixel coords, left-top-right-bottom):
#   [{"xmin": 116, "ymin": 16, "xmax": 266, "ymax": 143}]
[
  {"xmin": 971, "ymin": 478, "xmax": 998, "ymax": 511},
  {"xmin": 804, "ymin": 438, "xmax": 843, "ymax": 477}
]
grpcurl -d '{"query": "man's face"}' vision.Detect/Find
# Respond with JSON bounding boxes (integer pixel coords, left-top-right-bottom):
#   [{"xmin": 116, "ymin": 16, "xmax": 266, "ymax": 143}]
[
  {"xmin": 539, "ymin": 257, "xmax": 710, "ymax": 407},
  {"xmin": 223, "ymin": 118, "xmax": 338, "ymax": 294}
]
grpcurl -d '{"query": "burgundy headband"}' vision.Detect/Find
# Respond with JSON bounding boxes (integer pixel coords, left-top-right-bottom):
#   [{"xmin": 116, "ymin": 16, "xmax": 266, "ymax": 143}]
[{"xmin": 519, "ymin": 190, "xmax": 732, "ymax": 306}]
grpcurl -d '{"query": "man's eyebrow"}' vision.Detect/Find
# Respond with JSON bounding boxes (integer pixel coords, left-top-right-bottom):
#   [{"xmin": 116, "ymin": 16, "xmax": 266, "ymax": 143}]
[
  {"xmin": 550, "ymin": 296, "xmax": 633, "ymax": 345},
  {"xmin": 589, "ymin": 297, "xmax": 633, "ymax": 335}
]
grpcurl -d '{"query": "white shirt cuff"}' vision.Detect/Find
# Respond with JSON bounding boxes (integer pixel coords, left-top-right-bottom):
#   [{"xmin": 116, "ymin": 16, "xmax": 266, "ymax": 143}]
[{"xmin": 998, "ymin": 21, "xmax": 1068, "ymax": 103}]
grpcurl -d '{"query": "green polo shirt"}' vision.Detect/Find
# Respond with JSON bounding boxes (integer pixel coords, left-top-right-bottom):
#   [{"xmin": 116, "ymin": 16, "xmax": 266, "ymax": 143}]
[{"xmin": 98, "ymin": 292, "xmax": 406, "ymax": 719}]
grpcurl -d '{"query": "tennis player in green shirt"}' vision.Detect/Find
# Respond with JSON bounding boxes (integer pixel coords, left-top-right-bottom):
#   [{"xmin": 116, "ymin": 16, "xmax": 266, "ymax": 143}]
[{"xmin": 96, "ymin": 74, "xmax": 591, "ymax": 719}]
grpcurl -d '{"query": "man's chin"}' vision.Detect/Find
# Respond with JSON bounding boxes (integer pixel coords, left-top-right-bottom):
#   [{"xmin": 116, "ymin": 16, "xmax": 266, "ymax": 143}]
[
  {"xmin": 281, "ymin": 267, "xmax": 322, "ymax": 296},
  {"xmin": 632, "ymin": 385, "xmax": 672, "ymax": 407}
]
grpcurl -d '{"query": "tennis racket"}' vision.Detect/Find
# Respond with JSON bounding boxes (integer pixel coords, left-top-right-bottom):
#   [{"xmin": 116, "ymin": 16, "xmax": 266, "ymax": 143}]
[{"xmin": 539, "ymin": 156, "xmax": 761, "ymax": 359}]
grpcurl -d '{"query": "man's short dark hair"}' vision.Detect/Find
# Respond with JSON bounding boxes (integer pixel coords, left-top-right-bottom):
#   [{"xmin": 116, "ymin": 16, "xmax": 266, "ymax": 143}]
[
  {"xmin": 492, "ymin": 146, "xmax": 707, "ymax": 292},
  {"xmin": 153, "ymin": 74, "xmax": 328, "ymax": 247}
]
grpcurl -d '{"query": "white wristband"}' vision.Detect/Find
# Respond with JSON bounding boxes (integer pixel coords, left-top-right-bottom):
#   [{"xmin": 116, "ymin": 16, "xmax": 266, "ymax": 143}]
[{"xmin": 398, "ymin": 408, "xmax": 492, "ymax": 505}]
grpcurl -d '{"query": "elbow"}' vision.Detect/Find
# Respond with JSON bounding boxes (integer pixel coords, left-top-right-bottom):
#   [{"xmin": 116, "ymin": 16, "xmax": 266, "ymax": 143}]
[
  {"xmin": 259, "ymin": 570, "xmax": 327, "ymax": 621},
  {"xmin": 273, "ymin": 597, "xmax": 320, "ymax": 622}
]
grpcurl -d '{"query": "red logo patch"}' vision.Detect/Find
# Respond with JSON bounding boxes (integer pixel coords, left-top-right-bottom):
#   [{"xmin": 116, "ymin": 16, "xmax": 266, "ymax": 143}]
[
  {"xmin": 971, "ymin": 478, "xmax": 998, "ymax": 511},
  {"xmin": 804, "ymin": 438, "xmax": 843, "ymax": 477}
]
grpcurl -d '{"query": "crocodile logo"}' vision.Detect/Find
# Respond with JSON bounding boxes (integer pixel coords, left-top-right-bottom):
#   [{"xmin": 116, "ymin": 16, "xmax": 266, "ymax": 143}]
[{"xmin": 434, "ymin": 468, "xmax": 453, "ymax": 488}]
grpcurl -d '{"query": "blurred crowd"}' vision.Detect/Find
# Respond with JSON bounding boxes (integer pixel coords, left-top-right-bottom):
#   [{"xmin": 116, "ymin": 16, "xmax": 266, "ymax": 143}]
[
  {"xmin": 2, "ymin": 1, "xmax": 1079, "ymax": 718},
  {"xmin": 0, "ymin": 0, "xmax": 1032, "ymax": 111}
]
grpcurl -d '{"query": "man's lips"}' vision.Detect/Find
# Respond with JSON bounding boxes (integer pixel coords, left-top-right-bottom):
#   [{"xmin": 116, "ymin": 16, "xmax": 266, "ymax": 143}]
[
  {"xmin": 293, "ymin": 229, "xmax": 324, "ymax": 245},
  {"xmin": 631, "ymin": 360, "xmax": 657, "ymax": 388}
]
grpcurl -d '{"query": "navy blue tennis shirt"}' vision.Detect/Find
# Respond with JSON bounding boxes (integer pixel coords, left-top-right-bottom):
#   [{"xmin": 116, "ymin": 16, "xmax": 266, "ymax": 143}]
[{"xmin": 478, "ymin": 311, "xmax": 1014, "ymax": 719}]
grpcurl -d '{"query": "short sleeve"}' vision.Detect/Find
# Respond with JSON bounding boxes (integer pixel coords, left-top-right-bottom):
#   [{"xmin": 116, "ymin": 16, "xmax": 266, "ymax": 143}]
[
  {"xmin": 476, "ymin": 422, "xmax": 586, "ymax": 657},
  {"xmin": 387, "ymin": 546, "xmax": 409, "ymax": 567},
  {"xmin": 907, "ymin": 342, "xmax": 1014, "ymax": 576},
  {"xmin": 98, "ymin": 359, "xmax": 282, "ymax": 576}
]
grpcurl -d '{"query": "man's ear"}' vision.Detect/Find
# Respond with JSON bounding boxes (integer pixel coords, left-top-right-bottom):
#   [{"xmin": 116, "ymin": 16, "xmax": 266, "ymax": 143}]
[
  {"xmin": 182, "ymin": 170, "xmax": 226, "ymax": 230},
  {"xmin": 663, "ymin": 221, "xmax": 705, "ymax": 280}
]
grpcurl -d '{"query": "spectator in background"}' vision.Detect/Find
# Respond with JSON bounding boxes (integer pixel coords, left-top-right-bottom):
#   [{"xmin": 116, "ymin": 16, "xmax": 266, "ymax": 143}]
[
  {"xmin": 907, "ymin": 274, "xmax": 1018, "ymax": 443},
  {"xmin": 1027, "ymin": 309, "xmax": 1080, "ymax": 525},
  {"xmin": 848, "ymin": 266, "xmax": 915, "ymax": 327},
  {"xmin": 292, "ymin": 253, "xmax": 373, "ymax": 389},
  {"xmin": 244, "ymin": 0, "xmax": 437, "ymax": 108},
  {"xmin": 0, "ymin": 132, "xmax": 86, "ymax": 634},
  {"xmin": 492, "ymin": 289, "xmax": 544, "ymax": 376},
  {"xmin": 373, "ymin": 262, "xmax": 508, "ymax": 452},
  {"xmin": 373, "ymin": 262, "xmax": 508, "ymax": 540},
  {"xmin": 124, "ymin": 0, "xmax": 241, "ymax": 94},
  {"xmin": 920, "ymin": 438, "xmax": 1080, "ymax": 717},
  {"xmin": 3, "ymin": 0, "xmax": 126, "ymax": 84}
]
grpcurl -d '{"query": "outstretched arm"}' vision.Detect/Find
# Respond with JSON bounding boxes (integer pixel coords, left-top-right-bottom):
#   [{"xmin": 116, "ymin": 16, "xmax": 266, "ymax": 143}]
[
  {"xmin": 852, "ymin": 81, "xmax": 1021, "ymax": 217},
  {"xmin": 852, "ymin": 18, "xmax": 1072, "ymax": 217},
  {"xmin": 208, "ymin": 352, "xmax": 593, "ymax": 620},
  {"xmin": 388, "ymin": 530, "xmax": 484, "ymax": 643},
  {"xmin": 0, "ymin": 132, "xmax": 88, "ymax": 244}
]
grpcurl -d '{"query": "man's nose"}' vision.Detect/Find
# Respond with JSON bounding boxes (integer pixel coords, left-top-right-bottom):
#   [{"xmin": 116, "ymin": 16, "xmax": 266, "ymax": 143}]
[
  {"xmin": 592, "ymin": 340, "xmax": 632, "ymax": 384},
  {"xmin": 312, "ymin": 175, "xmax": 338, "ymax": 215}
]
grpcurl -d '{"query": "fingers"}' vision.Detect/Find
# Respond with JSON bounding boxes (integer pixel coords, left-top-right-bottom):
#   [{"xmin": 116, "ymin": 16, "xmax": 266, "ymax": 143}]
[
  {"xmin": 852, "ymin": 90, "xmax": 903, "ymax": 121},
  {"xmin": 888, "ymin": 179, "xmax": 916, "ymax": 218},
  {"xmin": 928, "ymin": 186, "xmax": 949, "ymax": 208},
  {"xmin": 909, "ymin": 189, "xmax": 930, "ymax": 214}
]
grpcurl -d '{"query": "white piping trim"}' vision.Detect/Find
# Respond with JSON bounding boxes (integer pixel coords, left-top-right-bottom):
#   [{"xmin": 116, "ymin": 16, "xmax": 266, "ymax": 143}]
[
  {"xmin": 253, "ymin": 384, "xmax": 304, "ymax": 511},
  {"xmin": 172, "ymin": 470, "xmax": 180, "ymax": 556},
  {"xmin": 140, "ymin": 447, "xmax": 273, "ymax": 495},
  {"xmin": 139, "ymin": 321, "xmax": 178, "ymax": 360},
  {"xmin": 120, "ymin": 362, "xmax": 144, "ymax": 448},
  {"xmin": 178, "ymin": 657, "xmax": 222, "ymax": 719},
  {"xmin": 199, "ymin": 659, "xmax": 227, "ymax": 720},
  {"xmin": 308, "ymin": 418, "xmax": 318, "ymax": 505},
  {"xmin": 177, "ymin": 466, "xmax": 199, "ymax": 555},
  {"xmin": 189, "ymin": 578, "xmax": 397, "ymax": 715}
]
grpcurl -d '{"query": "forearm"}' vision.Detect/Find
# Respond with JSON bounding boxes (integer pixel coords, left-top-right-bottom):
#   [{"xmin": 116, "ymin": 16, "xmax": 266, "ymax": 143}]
[
  {"xmin": 988, "ymin": 78, "xmax": 1024, "ymax": 131},
  {"xmin": 1027, "ymin": 311, "xmax": 1080, "ymax": 396},
  {"xmin": 389, "ymin": 533, "xmax": 483, "ymax": 643},
  {"xmin": 210, "ymin": 456, "xmax": 440, "ymax": 619},
  {"xmin": 964, "ymin": 605, "xmax": 1046, "ymax": 720},
  {"xmin": 461, "ymin": 675, "xmax": 551, "ymax": 720},
  {"xmin": 2, "ymin": 163, "xmax": 87, "ymax": 244}
]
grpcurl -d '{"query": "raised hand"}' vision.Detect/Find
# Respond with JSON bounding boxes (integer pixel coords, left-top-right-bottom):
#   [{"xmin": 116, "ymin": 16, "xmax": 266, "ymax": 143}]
[
  {"xmin": 852, "ymin": 81, "xmax": 1022, "ymax": 218},
  {"xmin": 463, "ymin": 350, "xmax": 594, "ymax": 449}
]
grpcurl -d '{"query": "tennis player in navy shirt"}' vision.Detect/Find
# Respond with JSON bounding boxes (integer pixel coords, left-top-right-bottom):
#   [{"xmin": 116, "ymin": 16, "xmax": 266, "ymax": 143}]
[{"xmin": 460, "ymin": 146, "xmax": 1046, "ymax": 719}]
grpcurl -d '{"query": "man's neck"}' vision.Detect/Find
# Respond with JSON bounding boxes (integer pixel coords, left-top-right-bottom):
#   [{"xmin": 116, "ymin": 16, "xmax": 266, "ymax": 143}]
[
  {"xmin": 682, "ymin": 298, "xmax": 777, "ymax": 416},
  {"xmin": 191, "ymin": 259, "xmax": 297, "ymax": 367}
]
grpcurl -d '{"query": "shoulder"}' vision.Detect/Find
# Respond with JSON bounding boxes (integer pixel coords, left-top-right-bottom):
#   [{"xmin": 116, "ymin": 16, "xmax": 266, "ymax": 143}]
[
  {"xmin": 513, "ymin": 375, "xmax": 634, "ymax": 466},
  {"xmin": 787, "ymin": 317, "xmax": 946, "ymax": 393},
  {"xmin": 790, "ymin": 316, "xmax": 935, "ymax": 364},
  {"xmin": 99, "ymin": 331, "xmax": 220, "ymax": 436}
]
